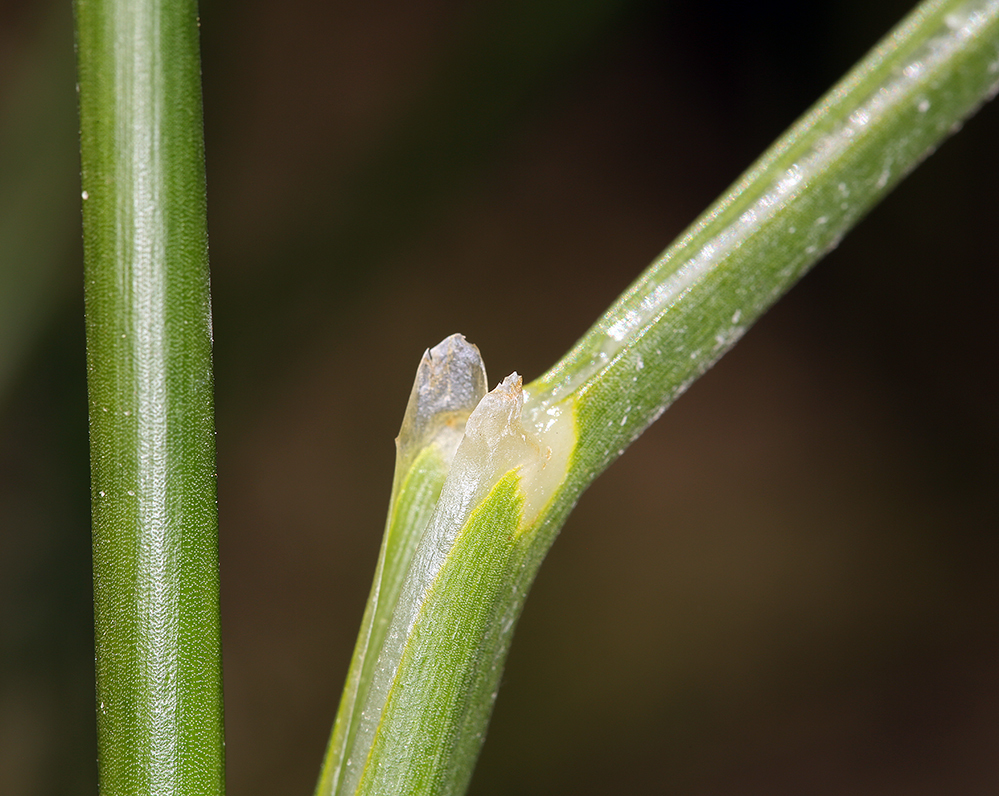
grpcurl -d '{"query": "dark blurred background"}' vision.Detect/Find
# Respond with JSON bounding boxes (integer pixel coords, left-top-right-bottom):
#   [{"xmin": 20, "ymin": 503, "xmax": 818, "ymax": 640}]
[{"xmin": 1, "ymin": 0, "xmax": 997, "ymax": 793}]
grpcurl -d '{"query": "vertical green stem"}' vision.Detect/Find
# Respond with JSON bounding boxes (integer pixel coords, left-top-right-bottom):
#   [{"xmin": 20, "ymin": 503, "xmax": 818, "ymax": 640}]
[{"xmin": 75, "ymin": 0, "xmax": 223, "ymax": 794}]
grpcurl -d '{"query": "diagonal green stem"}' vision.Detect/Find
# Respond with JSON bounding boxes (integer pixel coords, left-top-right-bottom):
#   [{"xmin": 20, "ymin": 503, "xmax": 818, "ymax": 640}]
[
  {"xmin": 530, "ymin": 0, "xmax": 999, "ymax": 480},
  {"xmin": 75, "ymin": 0, "xmax": 224, "ymax": 794}
]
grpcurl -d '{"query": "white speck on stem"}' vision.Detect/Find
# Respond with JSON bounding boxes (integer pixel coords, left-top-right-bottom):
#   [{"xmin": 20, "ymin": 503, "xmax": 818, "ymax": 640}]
[
  {"xmin": 849, "ymin": 108, "xmax": 870, "ymax": 127},
  {"xmin": 81, "ymin": 190, "xmax": 89, "ymax": 200}
]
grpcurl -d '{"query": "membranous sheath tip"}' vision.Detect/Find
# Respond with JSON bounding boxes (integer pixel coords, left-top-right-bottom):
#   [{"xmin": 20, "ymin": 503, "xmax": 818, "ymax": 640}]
[
  {"xmin": 395, "ymin": 333, "xmax": 488, "ymax": 474},
  {"xmin": 458, "ymin": 372, "xmax": 576, "ymax": 531}
]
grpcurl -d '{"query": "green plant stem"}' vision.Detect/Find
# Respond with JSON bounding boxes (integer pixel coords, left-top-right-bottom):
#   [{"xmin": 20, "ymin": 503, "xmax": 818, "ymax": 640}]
[
  {"xmin": 320, "ymin": 1, "xmax": 999, "ymax": 794},
  {"xmin": 75, "ymin": 0, "xmax": 223, "ymax": 794}
]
